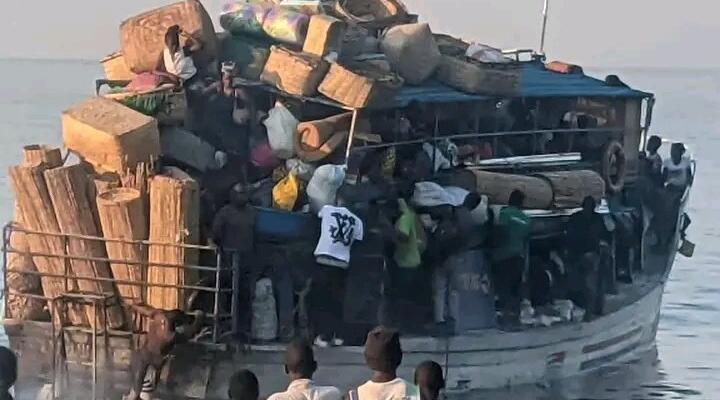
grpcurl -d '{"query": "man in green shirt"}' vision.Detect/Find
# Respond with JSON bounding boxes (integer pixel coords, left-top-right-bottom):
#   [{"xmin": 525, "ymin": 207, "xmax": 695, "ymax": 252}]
[
  {"xmin": 393, "ymin": 198, "xmax": 426, "ymax": 269},
  {"xmin": 491, "ymin": 190, "xmax": 531, "ymax": 312}
]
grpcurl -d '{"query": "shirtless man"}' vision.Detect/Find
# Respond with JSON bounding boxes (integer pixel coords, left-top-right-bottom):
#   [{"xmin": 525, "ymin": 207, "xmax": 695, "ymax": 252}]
[{"xmin": 124, "ymin": 304, "xmax": 205, "ymax": 400}]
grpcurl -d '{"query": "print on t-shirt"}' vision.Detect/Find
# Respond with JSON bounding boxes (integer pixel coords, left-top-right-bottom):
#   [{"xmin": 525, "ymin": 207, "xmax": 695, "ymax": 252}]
[{"xmin": 315, "ymin": 206, "xmax": 364, "ymax": 268}]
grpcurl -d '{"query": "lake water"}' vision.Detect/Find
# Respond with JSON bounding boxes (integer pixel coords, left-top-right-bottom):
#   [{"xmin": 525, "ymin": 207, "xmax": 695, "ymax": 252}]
[{"xmin": 0, "ymin": 59, "xmax": 717, "ymax": 399}]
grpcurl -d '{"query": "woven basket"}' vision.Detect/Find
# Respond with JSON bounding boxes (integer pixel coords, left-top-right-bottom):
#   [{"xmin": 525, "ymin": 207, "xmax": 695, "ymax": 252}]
[
  {"xmin": 100, "ymin": 52, "xmax": 136, "ymax": 81},
  {"xmin": 319, "ymin": 62, "xmax": 403, "ymax": 108},
  {"xmin": 261, "ymin": 46, "xmax": 330, "ymax": 96},
  {"xmin": 120, "ymin": 0, "xmax": 217, "ymax": 73},
  {"xmin": 332, "ymin": 0, "xmax": 409, "ymax": 28},
  {"xmin": 436, "ymin": 55, "xmax": 521, "ymax": 96},
  {"xmin": 303, "ymin": 14, "xmax": 347, "ymax": 57}
]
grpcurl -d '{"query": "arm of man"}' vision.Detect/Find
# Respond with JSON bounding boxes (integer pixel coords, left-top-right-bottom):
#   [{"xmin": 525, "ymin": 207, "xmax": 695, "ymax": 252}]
[
  {"xmin": 211, "ymin": 207, "xmax": 227, "ymax": 248},
  {"xmin": 129, "ymin": 303, "xmax": 158, "ymax": 318},
  {"xmin": 175, "ymin": 310, "xmax": 205, "ymax": 343}
]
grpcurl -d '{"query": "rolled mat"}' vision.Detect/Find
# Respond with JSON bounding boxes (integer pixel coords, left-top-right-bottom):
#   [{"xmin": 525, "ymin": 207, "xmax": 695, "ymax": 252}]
[{"xmin": 295, "ymin": 113, "xmax": 370, "ymax": 162}]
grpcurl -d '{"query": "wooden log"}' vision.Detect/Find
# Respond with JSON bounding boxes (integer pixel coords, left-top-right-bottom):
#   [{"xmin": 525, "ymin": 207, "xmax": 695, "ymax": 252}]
[
  {"xmin": 9, "ymin": 164, "xmax": 87, "ymax": 325},
  {"xmin": 471, "ymin": 170, "xmax": 554, "ymax": 209},
  {"xmin": 22, "ymin": 144, "xmax": 63, "ymax": 168},
  {"xmin": 147, "ymin": 167, "xmax": 200, "ymax": 310},
  {"xmin": 44, "ymin": 165, "xmax": 125, "ymax": 329},
  {"xmin": 535, "ymin": 170, "xmax": 606, "ymax": 209},
  {"xmin": 96, "ymin": 188, "xmax": 147, "ymax": 305}
]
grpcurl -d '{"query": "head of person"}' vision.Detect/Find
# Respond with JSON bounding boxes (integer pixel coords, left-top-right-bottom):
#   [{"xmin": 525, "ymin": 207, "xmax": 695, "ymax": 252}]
[
  {"xmin": 230, "ymin": 184, "xmax": 251, "ymax": 208},
  {"xmin": 647, "ymin": 135, "xmax": 662, "ymax": 154},
  {"xmin": 581, "ymin": 196, "xmax": 597, "ymax": 215},
  {"xmin": 364, "ymin": 326, "xmax": 403, "ymax": 376},
  {"xmin": 463, "ymin": 192, "xmax": 481, "ymax": 211},
  {"xmin": 284, "ymin": 338, "xmax": 317, "ymax": 380},
  {"xmin": 414, "ymin": 361, "xmax": 445, "ymax": 400},
  {"xmin": 508, "ymin": 190, "xmax": 525, "ymax": 208},
  {"xmin": 671, "ymin": 142, "xmax": 686, "ymax": 164},
  {"xmin": 0, "ymin": 346, "xmax": 17, "ymax": 393},
  {"xmin": 228, "ymin": 369, "xmax": 259, "ymax": 400},
  {"xmin": 164, "ymin": 25, "xmax": 181, "ymax": 54}
]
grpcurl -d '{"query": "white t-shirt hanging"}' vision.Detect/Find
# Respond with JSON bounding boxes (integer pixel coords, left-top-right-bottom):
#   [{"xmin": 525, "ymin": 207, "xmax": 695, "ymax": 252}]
[{"xmin": 314, "ymin": 205, "xmax": 363, "ymax": 268}]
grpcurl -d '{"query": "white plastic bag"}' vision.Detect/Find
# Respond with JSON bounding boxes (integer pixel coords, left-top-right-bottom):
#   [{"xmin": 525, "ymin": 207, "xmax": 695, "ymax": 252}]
[
  {"xmin": 252, "ymin": 278, "xmax": 278, "ymax": 341},
  {"xmin": 412, "ymin": 182, "xmax": 468, "ymax": 207},
  {"xmin": 307, "ymin": 164, "xmax": 346, "ymax": 212},
  {"xmin": 264, "ymin": 101, "xmax": 298, "ymax": 159},
  {"xmin": 286, "ymin": 158, "xmax": 316, "ymax": 181},
  {"xmin": 466, "ymin": 43, "xmax": 512, "ymax": 64},
  {"xmin": 470, "ymin": 195, "xmax": 489, "ymax": 225}
]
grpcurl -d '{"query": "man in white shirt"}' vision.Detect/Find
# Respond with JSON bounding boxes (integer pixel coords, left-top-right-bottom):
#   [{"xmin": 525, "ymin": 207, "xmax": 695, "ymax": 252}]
[
  {"xmin": 156, "ymin": 25, "xmax": 199, "ymax": 85},
  {"xmin": 314, "ymin": 204, "xmax": 364, "ymax": 269},
  {"xmin": 267, "ymin": 339, "xmax": 342, "ymax": 400},
  {"xmin": 356, "ymin": 327, "xmax": 420, "ymax": 400}
]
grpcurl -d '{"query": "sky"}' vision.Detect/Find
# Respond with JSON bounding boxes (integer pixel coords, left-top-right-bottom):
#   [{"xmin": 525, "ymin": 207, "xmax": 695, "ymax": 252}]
[{"xmin": 1, "ymin": 0, "xmax": 718, "ymax": 69}]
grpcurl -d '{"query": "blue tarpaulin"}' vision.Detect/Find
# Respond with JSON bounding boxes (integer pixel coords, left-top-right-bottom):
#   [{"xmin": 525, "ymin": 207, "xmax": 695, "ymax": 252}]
[{"xmin": 388, "ymin": 61, "xmax": 652, "ymax": 108}]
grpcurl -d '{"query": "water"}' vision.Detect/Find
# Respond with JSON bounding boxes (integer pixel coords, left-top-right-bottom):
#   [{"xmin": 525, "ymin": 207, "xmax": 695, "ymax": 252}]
[{"xmin": 0, "ymin": 59, "xmax": 718, "ymax": 399}]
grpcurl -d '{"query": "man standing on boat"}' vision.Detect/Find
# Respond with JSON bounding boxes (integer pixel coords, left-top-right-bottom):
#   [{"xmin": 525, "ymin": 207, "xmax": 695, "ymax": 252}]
[
  {"xmin": 491, "ymin": 190, "xmax": 531, "ymax": 318},
  {"xmin": 212, "ymin": 183, "xmax": 257, "ymax": 341}
]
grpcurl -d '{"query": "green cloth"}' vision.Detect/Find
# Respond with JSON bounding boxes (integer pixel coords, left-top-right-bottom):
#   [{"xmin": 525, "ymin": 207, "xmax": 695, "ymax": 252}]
[
  {"xmin": 493, "ymin": 206, "xmax": 531, "ymax": 261},
  {"xmin": 393, "ymin": 199, "xmax": 426, "ymax": 269}
]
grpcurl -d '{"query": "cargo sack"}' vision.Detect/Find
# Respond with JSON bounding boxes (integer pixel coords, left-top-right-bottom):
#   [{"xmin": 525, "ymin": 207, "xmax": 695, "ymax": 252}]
[
  {"xmin": 264, "ymin": 101, "xmax": 299, "ymax": 159},
  {"xmin": 436, "ymin": 55, "xmax": 521, "ymax": 96},
  {"xmin": 120, "ymin": 0, "xmax": 218, "ymax": 73},
  {"xmin": 261, "ymin": 46, "xmax": 330, "ymax": 96},
  {"xmin": 273, "ymin": 173, "xmax": 300, "ymax": 211},
  {"xmin": 263, "ymin": 7, "xmax": 310, "ymax": 46},
  {"xmin": 318, "ymin": 62, "xmax": 403, "ymax": 108},
  {"xmin": 303, "ymin": 14, "xmax": 347, "ymax": 57},
  {"xmin": 219, "ymin": 2, "xmax": 271, "ymax": 36},
  {"xmin": 251, "ymin": 278, "xmax": 278, "ymax": 341},
  {"xmin": 380, "ymin": 23, "xmax": 441, "ymax": 85},
  {"xmin": 218, "ymin": 33, "xmax": 272, "ymax": 80},
  {"xmin": 331, "ymin": 0, "xmax": 409, "ymax": 29},
  {"xmin": 307, "ymin": 164, "xmax": 346, "ymax": 212}
]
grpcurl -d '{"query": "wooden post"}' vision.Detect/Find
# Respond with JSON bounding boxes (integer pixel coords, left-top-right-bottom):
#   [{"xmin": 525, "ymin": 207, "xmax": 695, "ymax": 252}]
[
  {"xmin": 22, "ymin": 145, "xmax": 63, "ymax": 168},
  {"xmin": 9, "ymin": 164, "xmax": 87, "ymax": 325},
  {"xmin": 44, "ymin": 165, "xmax": 125, "ymax": 329},
  {"xmin": 96, "ymin": 188, "xmax": 147, "ymax": 306},
  {"xmin": 147, "ymin": 168, "xmax": 199, "ymax": 310}
]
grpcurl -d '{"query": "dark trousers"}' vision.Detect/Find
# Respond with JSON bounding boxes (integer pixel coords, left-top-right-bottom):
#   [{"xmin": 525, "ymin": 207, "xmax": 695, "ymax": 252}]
[
  {"xmin": 491, "ymin": 256, "xmax": 525, "ymax": 309},
  {"xmin": 309, "ymin": 264, "xmax": 347, "ymax": 338},
  {"xmin": 230, "ymin": 251, "xmax": 256, "ymax": 338}
]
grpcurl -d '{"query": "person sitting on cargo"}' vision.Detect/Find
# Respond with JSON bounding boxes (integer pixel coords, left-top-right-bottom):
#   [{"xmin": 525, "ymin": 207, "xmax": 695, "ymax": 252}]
[
  {"xmin": 212, "ymin": 183, "xmax": 257, "ymax": 340},
  {"xmin": 644, "ymin": 135, "xmax": 664, "ymax": 186},
  {"xmin": 156, "ymin": 24, "xmax": 201, "ymax": 86},
  {"xmin": 0, "ymin": 346, "xmax": 17, "ymax": 400},
  {"xmin": 490, "ymin": 190, "xmax": 531, "ymax": 315},
  {"xmin": 267, "ymin": 338, "xmax": 342, "ymax": 400},
  {"xmin": 125, "ymin": 305, "xmax": 205, "ymax": 400},
  {"xmin": 414, "ymin": 361, "xmax": 445, "ymax": 400},
  {"xmin": 356, "ymin": 327, "xmax": 420, "ymax": 400},
  {"xmin": 228, "ymin": 369, "xmax": 260, "ymax": 400}
]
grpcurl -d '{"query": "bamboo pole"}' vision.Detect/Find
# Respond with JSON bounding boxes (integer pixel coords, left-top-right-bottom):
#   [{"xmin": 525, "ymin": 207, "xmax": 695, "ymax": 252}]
[
  {"xmin": 147, "ymin": 167, "xmax": 200, "ymax": 310},
  {"xmin": 9, "ymin": 164, "xmax": 87, "ymax": 325},
  {"xmin": 22, "ymin": 144, "xmax": 63, "ymax": 168},
  {"xmin": 44, "ymin": 165, "xmax": 125, "ymax": 329},
  {"xmin": 96, "ymin": 188, "xmax": 147, "ymax": 305}
]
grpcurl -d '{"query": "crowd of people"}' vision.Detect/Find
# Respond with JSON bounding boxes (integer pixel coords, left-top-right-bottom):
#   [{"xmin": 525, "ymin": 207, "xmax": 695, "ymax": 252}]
[{"xmin": 0, "ymin": 326, "xmax": 447, "ymax": 400}]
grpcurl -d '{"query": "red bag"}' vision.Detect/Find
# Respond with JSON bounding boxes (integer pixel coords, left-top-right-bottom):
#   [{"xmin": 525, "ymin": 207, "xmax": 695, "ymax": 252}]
[
  {"xmin": 126, "ymin": 72, "xmax": 162, "ymax": 92},
  {"xmin": 545, "ymin": 61, "xmax": 583, "ymax": 75}
]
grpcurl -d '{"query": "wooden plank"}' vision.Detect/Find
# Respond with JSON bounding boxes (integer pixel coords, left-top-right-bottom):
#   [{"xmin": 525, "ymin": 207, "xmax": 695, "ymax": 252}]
[
  {"xmin": 44, "ymin": 165, "xmax": 125, "ymax": 329},
  {"xmin": 147, "ymin": 167, "xmax": 199, "ymax": 310}
]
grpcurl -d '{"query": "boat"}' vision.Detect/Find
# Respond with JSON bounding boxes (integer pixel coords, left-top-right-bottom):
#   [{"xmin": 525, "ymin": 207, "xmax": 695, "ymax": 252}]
[{"xmin": 1, "ymin": 1, "xmax": 697, "ymax": 398}]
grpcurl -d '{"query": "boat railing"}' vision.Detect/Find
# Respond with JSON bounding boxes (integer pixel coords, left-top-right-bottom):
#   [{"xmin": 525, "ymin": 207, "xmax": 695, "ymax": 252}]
[{"xmin": 1, "ymin": 223, "xmax": 229, "ymax": 343}]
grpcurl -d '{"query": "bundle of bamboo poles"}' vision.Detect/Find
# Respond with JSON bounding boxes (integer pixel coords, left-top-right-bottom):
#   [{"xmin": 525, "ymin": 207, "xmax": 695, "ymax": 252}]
[
  {"xmin": 44, "ymin": 164, "xmax": 125, "ymax": 329},
  {"xmin": 9, "ymin": 147, "xmax": 87, "ymax": 325},
  {"xmin": 146, "ymin": 167, "xmax": 200, "ymax": 311}
]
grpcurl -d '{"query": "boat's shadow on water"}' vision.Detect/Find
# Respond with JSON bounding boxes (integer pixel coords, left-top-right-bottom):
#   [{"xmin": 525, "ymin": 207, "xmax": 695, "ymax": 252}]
[{"xmin": 457, "ymin": 347, "xmax": 701, "ymax": 400}]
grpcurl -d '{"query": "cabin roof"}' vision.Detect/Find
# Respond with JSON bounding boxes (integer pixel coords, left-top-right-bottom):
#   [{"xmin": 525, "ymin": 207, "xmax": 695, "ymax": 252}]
[{"xmin": 389, "ymin": 61, "xmax": 652, "ymax": 108}]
